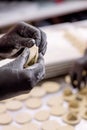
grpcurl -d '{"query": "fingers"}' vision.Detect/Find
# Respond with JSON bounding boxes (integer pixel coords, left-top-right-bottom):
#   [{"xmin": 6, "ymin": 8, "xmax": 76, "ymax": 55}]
[
  {"xmin": 16, "ymin": 37, "xmax": 35, "ymax": 48},
  {"xmin": 5, "ymin": 48, "xmax": 30, "ymax": 69},
  {"xmin": 24, "ymin": 53, "xmax": 45, "ymax": 87},
  {"xmin": 15, "ymin": 48, "xmax": 30, "ymax": 69},
  {"xmin": 39, "ymin": 30, "xmax": 47, "ymax": 55},
  {"xmin": 15, "ymin": 22, "xmax": 41, "ymax": 46}
]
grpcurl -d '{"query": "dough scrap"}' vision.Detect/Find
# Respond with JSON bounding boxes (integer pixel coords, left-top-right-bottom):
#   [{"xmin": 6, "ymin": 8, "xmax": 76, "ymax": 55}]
[
  {"xmin": 41, "ymin": 120, "xmax": 60, "ymax": 130},
  {"xmin": 0, "ymin": 113, "xmax": 12, "ymax": 125},
  {"xmin": 50, "ymin": 106, "xmax": 66, "ymax": 116},
  {"xmin": 30, "ymin": 87, "xmax": 46, "ymax": 97},
  {"xmin": 25, "ymin": 98, "xmax": 42, "ymax": 109},
  {"xmin": 24, "ymin": 45, "xmax": 38, "ymax": 67},
  {"xmin": 42, "ymin": 81, "xmax": 60, "ymax": 93},
  {"xmin": 6, "ymin": 100, "xmax": 22, "ymax": 111},
  {"xmin": 34, "ymin": 110, "xmax": 50, "ymax": 121}
]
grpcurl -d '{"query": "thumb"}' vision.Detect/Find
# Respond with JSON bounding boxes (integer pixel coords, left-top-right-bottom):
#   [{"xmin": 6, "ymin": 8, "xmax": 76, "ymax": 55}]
[
  {"xmin": 15, "ymin": 48, "xmax": 30, "ymax": 69},
  {"xmin": 18, "ymin": 38, "xmax": 35, "ymax": 48}
]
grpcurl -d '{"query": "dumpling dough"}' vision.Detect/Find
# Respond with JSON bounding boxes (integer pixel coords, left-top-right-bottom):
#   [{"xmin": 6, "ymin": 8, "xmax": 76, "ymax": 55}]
[
  {"xmin": 34, "ymin": 110, "xmax": 50, "ymax": 121},
  {"xmin": 42, "ymin": 81, "xmax": 60, "ymax": 93},
  {"xmin": 24, "ymin": 45, "xmax": 38, "ymax": 67}
]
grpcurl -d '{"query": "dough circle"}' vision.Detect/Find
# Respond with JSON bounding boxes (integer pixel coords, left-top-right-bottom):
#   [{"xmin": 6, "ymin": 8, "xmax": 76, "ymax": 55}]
[
  {"xmin": 47, "ymin": 96, "xmax": 63, "ymax": 106},
  {"xmin": 30, "ymin": 87, "xmax": 46, "ymax": 97},
  {"xmin": 34, "ymin": 110, "xmax": 50, "ymax": 121},
  {"xmin": 3, "ymin": 125, "xmax": 18, "ymax": 130},
  {"xmin": 6, "ymin": 100, "xmax": 22, "ymax": 111},
  {"xmin": 41, "ymin": 120, "xmax": 60, "ymax": 130},
  {"xmin": 25, "ymin": 98, "xmax": 42, "ymax": 109},
  {"xmin": 42, "ymin": 81, "xmax": 60, "ymax": 93},
  {"xmin": 15, "ymin": 94, "xmax": 30, "ymax": 101},
  {"xmin": 15, "ymin": 112, "xmax": 32, "ymax": 124},
  {"xmin": 0, "ymin": 104, "xmax": 7, "ymax": 113},
  {"xmin": 50, "ymin": 106, "xmax": 66, "ymax": 116},
  {"xmin": 0, "ymin": 113, "xmax": 12, "ymax": 125},
  {"xmin": 58, "ymin": 125, "xmax": 75, "ymax": 130},
  {"xmin": 21, "ymin": 122, "xmax": 39, "ymax": 130}
]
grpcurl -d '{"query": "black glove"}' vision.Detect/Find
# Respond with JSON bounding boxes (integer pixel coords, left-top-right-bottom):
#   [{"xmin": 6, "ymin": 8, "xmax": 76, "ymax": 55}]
[
  {"xmin": 0, "ymin": 48, "xmax": 45, "ymax": 100},
  {"xmin": 70, "ymin": 55, "xmax": 87, "ymax": 89},
  {"xmin": 0, "ymin": 22, "xmax": 47, "ymax": 58}
]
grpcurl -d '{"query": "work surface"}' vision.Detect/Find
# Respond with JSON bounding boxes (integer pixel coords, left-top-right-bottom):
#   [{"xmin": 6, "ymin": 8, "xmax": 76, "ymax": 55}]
[{"xmin": 0, "ymin": 77, "xmax": 87, "ymax": 130}]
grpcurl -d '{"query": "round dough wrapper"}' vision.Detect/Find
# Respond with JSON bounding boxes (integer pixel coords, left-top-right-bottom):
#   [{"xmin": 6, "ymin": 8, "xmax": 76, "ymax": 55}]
[
  {"xmin": 42, "ymin": 81, "xmax": 60, "ymax": 93},
  {"xmin": 47, "ymin": 96, "xmax": 63, "ymax": 106},
  {"xmin": 24, "ymin": 45, "xmax": 38, "ymax": 67},
  {"xmin": 58, "ymin": 125, "xmax": 75, "ymax": 130},
  {"xmin": 0, "ymin": 113, "xmax": 12, "ymax": 125},
  {"xmin": 25, "ymin": 98, "xmax": 42, "ymax": 109},
  {"xmin": 3, "ymin": 125, "xmax": 19, "ymax": 130},
  {"xmin": 41, "ymin": 120, "xmax": 60, "ymax": 130},
  {"xmin": 6, "ymin": 100, "xmax": 22, "ymax": 111},
  {"xmin": 0, "ymin": 104, "xmax": 7, "ymax": 113},
  {"xmin": 15, "ymin": 112, "xmax": 32, "ymax": 124},
  {"xmin": 63, "ymin": 113, "xmax": 81, "ymax": 125},
  {"xmin": 34, "ymin": 110, "xmax": 50, "ymax": 121},
  {"xmin": 21, "ymin": 122, "xmax": 39, "ymax": 130},
  {"xmin": 50, "ymin": 106, "xmax": 66, "ymax": 116},
  {"xmin": 15, "ymin": 94, "xmax": 30, "ymax": 101},
  {"xmin": 30, "ymin": 87, "xmax": 46, "ymax": 97}
]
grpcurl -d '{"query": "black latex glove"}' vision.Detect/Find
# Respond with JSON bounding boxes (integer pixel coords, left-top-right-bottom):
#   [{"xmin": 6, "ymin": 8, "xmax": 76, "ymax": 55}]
[
  {"xmin": 0, "ymin": 22, "xmax": 47, "ymax": 59},
  {"xmin": 0, "ymin": 48, "xmax": 45, "ymax": 100},
  {"xmin": 70, "ymin": 54, "xmax": 87, "ymax": 89}
]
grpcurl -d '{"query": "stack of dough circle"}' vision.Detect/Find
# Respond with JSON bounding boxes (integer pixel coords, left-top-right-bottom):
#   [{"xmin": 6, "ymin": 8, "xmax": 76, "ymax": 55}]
[
  {"xmin": 0, "ymin": 113, "xmax": 12, "ymax": 125},
  {"xmin": 34, "ymin": 110, "xmax": 50, "ymax": 121},
  {"xmin": 30, "ymin": 87, "xmax": 46, "ymax": 97},
  {"xmin": 6, "ymin": 100, "xmax": 22, "ymax": 111},
  {"xmin": 50, "ymin": 106, "xmax": 66, "ymax": 116},
  {"xmin": 41, "ymin": 120, "xmax": 60, "ymax": 130},
  {"xmin": 42, "ymin": 81, "xmax": 60, "ymax": 93},
  {"xmin": 15, "ymin": 112, "xmax": 32, "ymax": 124},
  {"xmin": 25, "ymin": 98, "xmax": 42, "ymax": 109}
]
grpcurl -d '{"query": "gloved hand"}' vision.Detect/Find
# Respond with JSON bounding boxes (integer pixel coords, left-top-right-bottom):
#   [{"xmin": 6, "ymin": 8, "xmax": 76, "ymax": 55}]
[
  {"xmin": 0, "ymin": 22, "xmax": 47, "ymax": 59},
  {"xmin": 70, "ymin": 54, "xmax": 87, "ymax": 89},
  {"xmin": 0, "ymin": 48, "xmax": 45, "ymax": 100}
]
